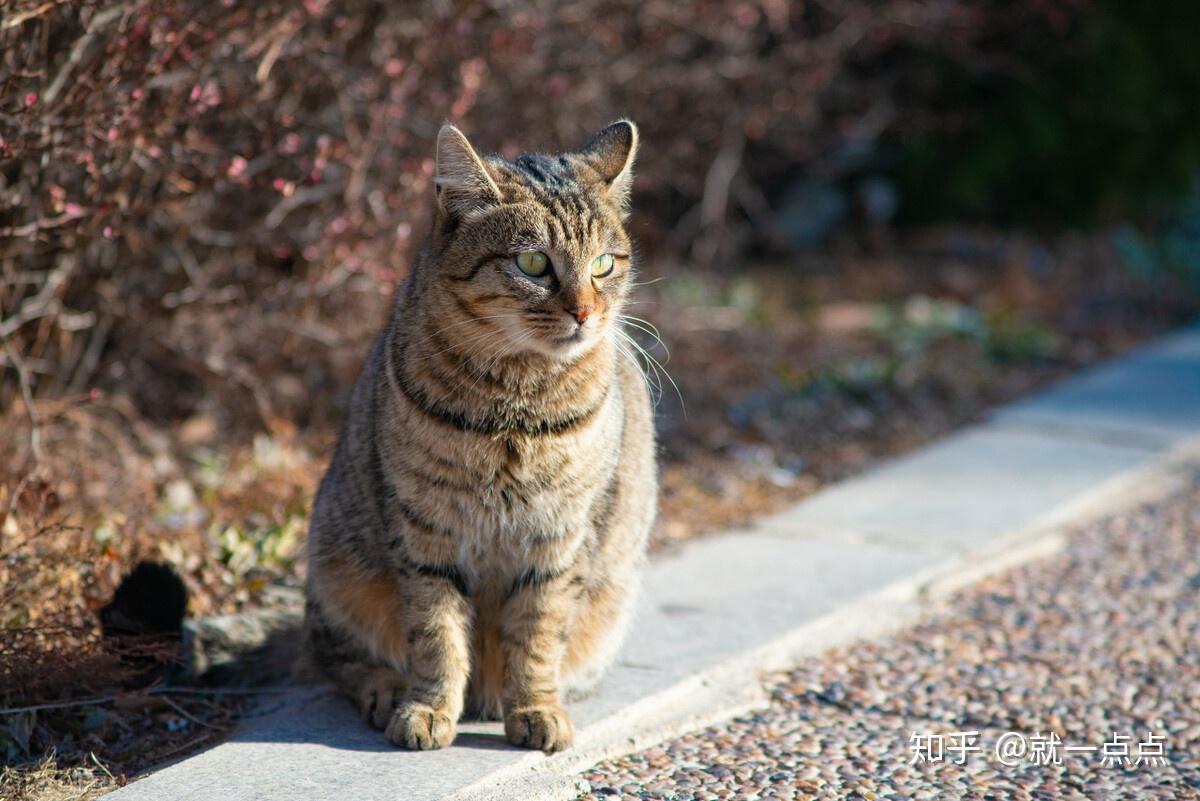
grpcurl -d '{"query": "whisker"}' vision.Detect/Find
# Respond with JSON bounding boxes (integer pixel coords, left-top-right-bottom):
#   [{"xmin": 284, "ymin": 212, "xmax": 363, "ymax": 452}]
[
  {"xmin": 617, "ymin": 317, "xmax": 666, "ymax": 348},
  {"xmin": 618, "ymin": 314, "xmax": 664, "ymax": 340},
  {"xmin": 613, "ymin": 340, "xmax": 660, "ymax": 403},
  {"xmin": 617, "ymin": 317, "xmax": 670, "ymax": 364},
  {"xmin": 615, "ymin": 328, "xmax": 683, "ymax": 415}
]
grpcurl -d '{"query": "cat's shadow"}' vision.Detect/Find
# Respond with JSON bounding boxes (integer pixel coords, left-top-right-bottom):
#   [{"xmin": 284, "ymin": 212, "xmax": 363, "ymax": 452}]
[{"xmin": 229, "ymin": 685, "xmax": 527, "ymax": 754}]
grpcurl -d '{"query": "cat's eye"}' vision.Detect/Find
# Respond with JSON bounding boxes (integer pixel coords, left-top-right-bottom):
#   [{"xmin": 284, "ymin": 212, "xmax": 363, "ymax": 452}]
[
  {"xmin": 515, "ymin": 251, "xmax": 551, "ymax": 277},
  {"xmin": 591, "ymin": 254, "xmax": 616, "ymax": 278}
]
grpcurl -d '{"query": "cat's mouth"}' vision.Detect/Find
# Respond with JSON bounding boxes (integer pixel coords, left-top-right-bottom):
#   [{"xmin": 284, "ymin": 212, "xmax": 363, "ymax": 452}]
[
  {"xmin": 521, "ymin": 319, "xmax": 605, "ymax": 360},
  {"xmin": 552, "ymin": 329, "xmax": 586, "ymax": 344}
]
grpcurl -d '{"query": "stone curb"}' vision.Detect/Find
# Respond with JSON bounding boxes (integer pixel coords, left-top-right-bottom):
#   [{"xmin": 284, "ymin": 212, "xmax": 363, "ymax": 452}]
[{"xmin": 107, "ymin": 323, "xmax": 1200, "ymax": 801}]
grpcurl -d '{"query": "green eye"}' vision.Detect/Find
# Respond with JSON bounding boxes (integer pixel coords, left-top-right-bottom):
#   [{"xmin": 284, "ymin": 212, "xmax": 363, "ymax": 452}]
[
  {"xmin": 591, "ymin": 253, "xmax": 616, "ymax": 277},
  {"xmin": 515, "ymin": 251, "xmax": 550, "ymax": 277}
]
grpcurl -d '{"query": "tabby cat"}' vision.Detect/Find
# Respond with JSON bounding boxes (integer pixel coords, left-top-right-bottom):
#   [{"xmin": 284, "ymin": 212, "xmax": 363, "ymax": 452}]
[{"xmin": 303, "ymin": 120, "xmax": 657, "ymax": 753}]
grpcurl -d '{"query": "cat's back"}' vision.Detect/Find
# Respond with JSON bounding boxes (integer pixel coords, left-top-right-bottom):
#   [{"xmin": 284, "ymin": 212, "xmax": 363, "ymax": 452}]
[{"xmin": 307, "ymin": 327, "xmax": 392, "ymax": 556}]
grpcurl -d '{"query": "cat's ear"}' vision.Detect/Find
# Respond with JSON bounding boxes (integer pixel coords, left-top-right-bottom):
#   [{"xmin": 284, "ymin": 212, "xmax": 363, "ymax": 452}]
[
  {"xmin": 435, "ymin": 125, "xmax": 503, "ymax": 219},
  {"xmin": 577, "ymin": 120, "xmax": 638, "ymax": 212}
]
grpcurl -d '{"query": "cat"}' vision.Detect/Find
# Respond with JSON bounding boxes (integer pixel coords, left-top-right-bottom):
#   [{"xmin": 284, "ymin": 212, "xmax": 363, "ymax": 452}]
[{"xmin": 301, "ymin": 120, "xmax": 657, "ymax": 753}]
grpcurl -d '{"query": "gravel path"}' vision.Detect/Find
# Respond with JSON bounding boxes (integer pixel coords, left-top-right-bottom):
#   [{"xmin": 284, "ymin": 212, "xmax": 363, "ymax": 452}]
[{"xmin": 581, "ymin": 466, "xmax": 1200, "ymax": 800}]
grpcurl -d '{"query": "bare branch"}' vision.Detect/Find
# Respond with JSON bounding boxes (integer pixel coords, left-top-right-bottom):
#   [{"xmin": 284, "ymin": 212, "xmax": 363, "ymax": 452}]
[{"xmin": 1, "ymin": 337, "xmax": 42, "ymax": 463}]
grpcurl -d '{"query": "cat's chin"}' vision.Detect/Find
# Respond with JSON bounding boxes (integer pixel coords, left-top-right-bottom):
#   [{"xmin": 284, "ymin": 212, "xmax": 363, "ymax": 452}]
[{"xmin": 523, "ymin": 329, "xmax": 603, "ymax": 362}]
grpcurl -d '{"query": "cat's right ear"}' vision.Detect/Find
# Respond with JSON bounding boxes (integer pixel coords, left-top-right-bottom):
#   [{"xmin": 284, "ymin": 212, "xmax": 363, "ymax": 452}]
[{"xmin": 435, "ymin": 125, "xmax": 503, "ymax": 219}]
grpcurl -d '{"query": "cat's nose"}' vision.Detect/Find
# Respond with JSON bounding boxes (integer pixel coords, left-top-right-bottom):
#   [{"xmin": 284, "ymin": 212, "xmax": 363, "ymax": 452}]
[{"xmin": 566, "ymin": 305, "xmax": 592, "ymax": 324}]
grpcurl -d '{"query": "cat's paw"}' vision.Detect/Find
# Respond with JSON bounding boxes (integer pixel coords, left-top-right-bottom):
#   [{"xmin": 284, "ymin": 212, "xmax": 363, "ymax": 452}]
[
  {"xmin": 386, "ymin": 701, "xmax": 457, "ymax": 750},
  {"xmin": 357, "ymin": 669, "xmax": 408, "ymax": 731},
  {"xmin": 504, "ymin": 703, "xmax": 574, "ymax": 753}
]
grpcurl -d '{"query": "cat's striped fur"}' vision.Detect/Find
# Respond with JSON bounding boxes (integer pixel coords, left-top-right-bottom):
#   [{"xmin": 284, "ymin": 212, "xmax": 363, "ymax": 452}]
[{"xmin": 303, "ymin": 121, "xmax": 657, "ymax": 752}]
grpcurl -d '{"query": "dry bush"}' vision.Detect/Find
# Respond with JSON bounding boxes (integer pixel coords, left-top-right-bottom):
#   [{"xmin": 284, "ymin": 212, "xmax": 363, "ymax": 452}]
[
  {"xmin": 0, "ymin": 0, "xmax": 997, "ymax": 429},
  {"xmin": 1, "ymin": 752, "xmax": 120, "ymax": 801}
]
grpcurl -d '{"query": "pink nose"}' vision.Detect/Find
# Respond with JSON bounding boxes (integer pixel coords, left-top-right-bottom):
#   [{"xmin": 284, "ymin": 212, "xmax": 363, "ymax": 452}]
[{"xmin": 568, "ymin": 306, "xmax": 592, "ymax": 324}]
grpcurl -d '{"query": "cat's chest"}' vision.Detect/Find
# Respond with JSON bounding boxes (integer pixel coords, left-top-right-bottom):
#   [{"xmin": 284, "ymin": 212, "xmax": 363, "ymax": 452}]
[
  {"xmin": 449, "ymin": 426, "xmax": 614, "ymax": 542},
  {"xmin": 463, "ymin": 435, "xmax": 589, "ymax": 512},
  {"xmin": 461, "ymin": 397, "xmax": 619, "ymax": 498}
]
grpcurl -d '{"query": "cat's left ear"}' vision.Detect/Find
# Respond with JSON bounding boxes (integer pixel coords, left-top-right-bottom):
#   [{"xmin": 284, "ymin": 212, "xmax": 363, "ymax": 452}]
[{"xmin": 577, "ymin": 120, "xmax": 638, "ymax": 213}]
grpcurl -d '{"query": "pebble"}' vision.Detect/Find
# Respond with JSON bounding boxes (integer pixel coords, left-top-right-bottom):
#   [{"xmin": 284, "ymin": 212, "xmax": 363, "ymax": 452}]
[{"xmin": 580, "ymin": 472, "xmax": 1200, "ymax": 800}]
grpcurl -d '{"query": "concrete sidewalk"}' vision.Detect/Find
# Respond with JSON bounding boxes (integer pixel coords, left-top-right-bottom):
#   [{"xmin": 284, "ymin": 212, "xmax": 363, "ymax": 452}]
[{"xmin": 107, "ymin": 323, "xmax": 1200, "ymax": 801}]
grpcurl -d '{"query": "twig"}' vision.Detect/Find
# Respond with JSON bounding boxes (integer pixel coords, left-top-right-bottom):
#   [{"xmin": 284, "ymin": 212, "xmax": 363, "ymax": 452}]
[
  {"xmin": 0, "ymin": 685, "xmax": 290, "ymax": 715},
  {"xmin": 1, "ymin": 0, "xmax": 61, "ymax": 30},
  {"xmin": 693, "ymin": 132, "xmax": 745, "ymax": 266},
  {"xmin": 0, "ymin": 212, "xmax": 88, "ymax": 240},
  {"xmin": 0, "ymin": 262, "xmax": 71, "ymax": 339},
  {"xmin": 43, "ymin": 4, "xmax": 132, "ymax": 104},
  {"xmin": 151, "ymin": 686, "xmax": 293, "ymax": 696},
  {"xmin": 0, "ymin": 694, "xmax": 118, "ymax": 715},
  {"xmin": 263, "ymin": 182, "xmax": 340, "ymax": 230},
  {"xmin": 0, "ymin": 351, "xmax": 53, "ymax": 373},
  {"xmin": 142, "ymin": 731, "xmax": 217, "ymax": 765},
  {"xmin": 66, "ymin": 312, "xmax": 111, "ymax": 395},
  {"xmin": 255, "ymin": 26, "xmax": 294, "ymax": 84},
  {"xmin": 159, "ymin": 695, "xmax": 231, "ymax": 732},
  {"xmin": 89, "ymin": 751, "xmax": 116, "ymax": 783},
  {"xmin": 700, "ymin": 134, "xmax": 745, "ymax": 229},
  {"xmin": 0, "ymin": 519, "xmax": 83, "ymax": 561},
  {"xmin": 2, "ymin": 336, "xmax": 42, "ymax": 463}
]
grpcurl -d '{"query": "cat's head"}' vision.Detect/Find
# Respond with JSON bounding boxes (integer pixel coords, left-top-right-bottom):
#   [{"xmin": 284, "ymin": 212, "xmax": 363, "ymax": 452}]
[{"xmin": 420, "ymin": 121, "xmax": 639, "ymax": 362}]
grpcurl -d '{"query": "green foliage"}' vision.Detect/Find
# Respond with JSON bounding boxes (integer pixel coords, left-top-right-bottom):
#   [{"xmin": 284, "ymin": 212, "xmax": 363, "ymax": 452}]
[
  {"xmin": 217, "ymin": 516, "xmax": 305, "ymax": 583},
  {"xmin": 873, "ymin": 297, "xmax": 1060, "ymax": 367},
  {"xmin": 896, "ymin": 1, "xmax": 1200, "ymax": 226},
  {"xmin": 1112, "ymin": 181, "xmax": 1200, "ymax": 291},
  {"xmin": 777, "ymin": 295, "xmax": 1060, "ymax": 408}
]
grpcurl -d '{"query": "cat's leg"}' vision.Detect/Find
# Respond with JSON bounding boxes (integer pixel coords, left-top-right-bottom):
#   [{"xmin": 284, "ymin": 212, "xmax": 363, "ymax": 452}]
[
  {"xmin": 302, "ymin": 595, "xmax": 409, "ymax": 730},
  {"xmin": 305, "ymin": 552, "xmax": 414, "ymax": 730},
  {"xmin": 500, "ymin": 572, "xmax": 577, "ymax": 752},
  {"xmin": 388, "ymin": 573, "xmax": 473, "ymax": 750},
  {"xmin": 560, "ymin": 570, "xmax": 638, "ymax": 699}
]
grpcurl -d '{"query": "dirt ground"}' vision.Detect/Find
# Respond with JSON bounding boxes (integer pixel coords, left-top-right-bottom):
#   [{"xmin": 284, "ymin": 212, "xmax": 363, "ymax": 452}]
[{"xmin": 0, "ymin": 229, "xmax": 1194, "ymax": 795}]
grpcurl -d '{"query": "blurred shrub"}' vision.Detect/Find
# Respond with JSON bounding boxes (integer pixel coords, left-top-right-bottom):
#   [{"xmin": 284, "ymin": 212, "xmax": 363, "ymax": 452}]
[
  {"xmin": 1111, "ymin": 180, "xmax": 1200, "ymax": 292},
  {"xmin": 894, "ymin": 0, "xmax": 1200, "ymax": 226},
  {"xmin": 0, "ymin": 0, "xmax": 979, "ymax": 429}
]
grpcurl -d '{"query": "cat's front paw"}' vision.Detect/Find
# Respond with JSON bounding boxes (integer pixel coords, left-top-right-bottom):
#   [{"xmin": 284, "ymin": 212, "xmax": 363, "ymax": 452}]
[
  {"xmin": 357, "ymin": 669, "xmax": 408, "ymax": 731},
  {"xmin": 504, "ymin": 703, "xmax": 574, "ymax": 753},
  {"xmin": 386, "ymin": 701, "xmax": 457, "ymax": 750}
]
